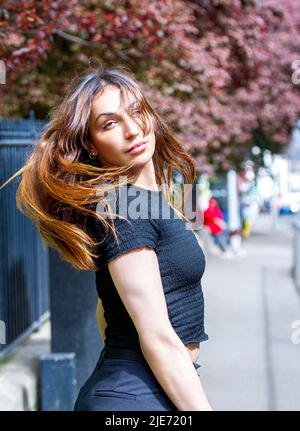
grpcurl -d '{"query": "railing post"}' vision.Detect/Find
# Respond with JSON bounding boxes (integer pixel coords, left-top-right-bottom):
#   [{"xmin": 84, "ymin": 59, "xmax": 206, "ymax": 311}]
[{"xmin": 47, "ymin": 247, "xmax": 102, "ymax": 409}]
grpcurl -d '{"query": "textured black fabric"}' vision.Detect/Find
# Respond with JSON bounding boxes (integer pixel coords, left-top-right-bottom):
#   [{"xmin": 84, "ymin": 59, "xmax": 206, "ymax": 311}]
[{"xmin": 87, "ymin": 183, "xmax": 209, "ymax": 349}]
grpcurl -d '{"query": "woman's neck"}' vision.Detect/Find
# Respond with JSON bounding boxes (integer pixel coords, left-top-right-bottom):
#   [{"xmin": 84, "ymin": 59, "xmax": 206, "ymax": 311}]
[{"xmin": 130, "ymin": 160, "xmax": 159, "ymax": 192}]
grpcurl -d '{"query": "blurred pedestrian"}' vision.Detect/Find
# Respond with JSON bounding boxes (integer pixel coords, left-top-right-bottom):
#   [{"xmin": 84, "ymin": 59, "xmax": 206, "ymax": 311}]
[{"xmin": 203, "ymin": 198, "xmax": 231, "ymax": 255}]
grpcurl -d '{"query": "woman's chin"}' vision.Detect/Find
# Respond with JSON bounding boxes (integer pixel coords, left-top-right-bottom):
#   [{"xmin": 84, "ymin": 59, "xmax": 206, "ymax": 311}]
[{"xmin": 126, "ymin": 154, "xmax": 152, "ymax": 168}]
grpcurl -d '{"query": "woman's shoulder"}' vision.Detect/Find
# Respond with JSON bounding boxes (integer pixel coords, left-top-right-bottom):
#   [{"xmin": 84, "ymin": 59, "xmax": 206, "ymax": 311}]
[
  {"xmin": 87, "ymin": 183, "xmax": 160, "ymax": 238},
  {"xmin": 87, "ymin": 184, "xmax": 162, "ymax": 265}
]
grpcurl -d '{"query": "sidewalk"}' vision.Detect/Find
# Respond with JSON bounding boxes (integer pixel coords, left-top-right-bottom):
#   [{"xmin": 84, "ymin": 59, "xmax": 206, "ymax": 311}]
[
  {"xmin": 0, "ymin": 319, "xmax": 50, "ymax": 410},
  {"xmin": 198, "ymin": 213, "xmax": 300, "ymax": 411}
]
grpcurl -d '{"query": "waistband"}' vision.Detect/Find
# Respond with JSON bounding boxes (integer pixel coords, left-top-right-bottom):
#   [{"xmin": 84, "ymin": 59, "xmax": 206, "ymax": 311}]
[
  {"xmin": 98, "ymin": 345, "xmax": 201, "ymax": 370},
  {"xmin": 103, "ymin": 346, "xmax": 146, "ymax": 361}
]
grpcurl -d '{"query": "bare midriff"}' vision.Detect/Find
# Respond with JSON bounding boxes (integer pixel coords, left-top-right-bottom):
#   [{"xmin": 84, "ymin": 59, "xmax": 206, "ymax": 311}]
[{"xmin": 185, "ymin": 343, "xmax": 200, "ymax": 364}]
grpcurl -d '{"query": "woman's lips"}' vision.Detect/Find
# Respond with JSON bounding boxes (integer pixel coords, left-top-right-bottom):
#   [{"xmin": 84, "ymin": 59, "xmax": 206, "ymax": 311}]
[{"xmin": 127, "ymin": 142, "xmax": 147, "ymax": 154}]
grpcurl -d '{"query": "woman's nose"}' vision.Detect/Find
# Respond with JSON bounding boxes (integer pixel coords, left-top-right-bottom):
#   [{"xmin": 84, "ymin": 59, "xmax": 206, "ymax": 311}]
[{"xmin": 124, "ymin": 116, "xmax": 140, "ymax": 139}]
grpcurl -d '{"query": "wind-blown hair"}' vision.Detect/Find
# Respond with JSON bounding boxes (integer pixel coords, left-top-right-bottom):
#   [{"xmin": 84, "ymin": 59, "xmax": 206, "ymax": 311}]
[{"xmin": 0, "ymin": 65, "xmax": 197, "ymax": 271}]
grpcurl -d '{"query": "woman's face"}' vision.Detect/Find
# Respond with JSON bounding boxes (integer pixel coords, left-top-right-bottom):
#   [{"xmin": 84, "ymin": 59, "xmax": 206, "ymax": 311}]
[{"xmin": 87, "ymin": 85, "xmax": 156, "ymax": 170}]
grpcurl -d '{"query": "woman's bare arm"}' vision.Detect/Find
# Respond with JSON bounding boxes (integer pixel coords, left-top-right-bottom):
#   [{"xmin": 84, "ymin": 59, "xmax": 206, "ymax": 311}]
[{"xmin": 108, "ymin": 246, "xmax": 214, "ymax": 411}]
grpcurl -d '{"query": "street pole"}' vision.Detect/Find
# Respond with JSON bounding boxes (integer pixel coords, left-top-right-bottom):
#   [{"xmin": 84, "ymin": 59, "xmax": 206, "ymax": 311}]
[{"xmin": 227, "ymin": 170, "xmax": 243, "ymax": 253}]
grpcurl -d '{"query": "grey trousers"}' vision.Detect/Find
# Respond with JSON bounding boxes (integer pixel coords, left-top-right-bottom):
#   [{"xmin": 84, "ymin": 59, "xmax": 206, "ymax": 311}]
[{"xmin": 73, "ymin": 345, "xmax": 201, "ymax": 411}]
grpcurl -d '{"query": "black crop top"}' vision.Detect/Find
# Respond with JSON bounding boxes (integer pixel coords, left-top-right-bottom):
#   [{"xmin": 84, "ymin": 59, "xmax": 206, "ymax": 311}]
[{"xmin": 87, "ymin": 183, "xmax": 209, "ymax": 349}]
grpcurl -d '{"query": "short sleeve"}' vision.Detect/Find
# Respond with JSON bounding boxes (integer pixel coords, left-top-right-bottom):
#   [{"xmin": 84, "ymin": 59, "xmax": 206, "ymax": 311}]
[
  {"xmin": 100, "ymin": 216, "xmax": 159, "ymax": 265},
  {"xmin": 90, "ymin": 189, "xmax": 160, "ymax": 266}
]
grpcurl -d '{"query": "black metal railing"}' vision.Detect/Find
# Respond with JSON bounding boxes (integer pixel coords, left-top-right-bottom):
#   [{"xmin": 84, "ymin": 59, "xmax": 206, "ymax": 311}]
[{"xmin": 0, "ymin": 114, "xmax": 49, "ymax": 358}]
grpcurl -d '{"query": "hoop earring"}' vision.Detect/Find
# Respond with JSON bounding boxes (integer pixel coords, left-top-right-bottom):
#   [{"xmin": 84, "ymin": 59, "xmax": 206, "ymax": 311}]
[{"xmin": 89, "ymin": 151, "xmax": 97, "ymax": 159}]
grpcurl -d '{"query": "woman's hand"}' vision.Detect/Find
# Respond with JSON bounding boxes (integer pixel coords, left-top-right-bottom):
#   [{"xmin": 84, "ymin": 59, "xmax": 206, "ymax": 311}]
[
  {"xmin": 96, "ymin": 298, "xmax": 107, "ymax": 342},
  {"xmin": 213, "ymin": 217, "xmax": 226, "ymax": 229}
]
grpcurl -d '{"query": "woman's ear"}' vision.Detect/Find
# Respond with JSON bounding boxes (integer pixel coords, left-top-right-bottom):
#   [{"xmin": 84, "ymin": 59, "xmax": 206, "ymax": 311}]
[{"xmin": 82, "ymin": 137, "xmax": 95, "ymax": 153}]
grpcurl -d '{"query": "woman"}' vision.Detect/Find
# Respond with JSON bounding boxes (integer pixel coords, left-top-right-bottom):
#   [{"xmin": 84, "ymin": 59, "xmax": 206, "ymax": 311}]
[{"xmin": 1, "ymin": 66, "xmax": 213, "ymax": 411}]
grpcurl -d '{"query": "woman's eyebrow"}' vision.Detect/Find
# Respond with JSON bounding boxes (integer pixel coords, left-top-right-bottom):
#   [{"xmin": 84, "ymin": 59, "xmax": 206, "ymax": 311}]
[
  {"xmin": 95, "ymin": 112, "xmax": 115, "ymax": 124},
  {"xmin": 94, "ymin": 101, "xmax": 138, "ymax": 124}
]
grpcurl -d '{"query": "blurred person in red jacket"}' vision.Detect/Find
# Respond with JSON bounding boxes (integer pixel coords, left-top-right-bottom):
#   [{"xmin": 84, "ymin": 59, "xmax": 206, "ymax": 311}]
[{"xmin": 203, "ymin": 198, "xmax": 230, "ymax": 253}]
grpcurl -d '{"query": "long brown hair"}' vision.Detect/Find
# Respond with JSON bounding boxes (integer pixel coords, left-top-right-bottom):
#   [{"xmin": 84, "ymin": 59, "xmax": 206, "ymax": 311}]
[{"xmin": 0, "ymin": 65, "xmax": 197, "ymax": 271}]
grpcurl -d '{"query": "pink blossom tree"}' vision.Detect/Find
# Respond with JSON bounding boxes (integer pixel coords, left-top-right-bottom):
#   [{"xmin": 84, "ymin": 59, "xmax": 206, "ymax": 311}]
[{"xmin": 0, "ymin": 0, "xmax": 299, "ymax": 174}]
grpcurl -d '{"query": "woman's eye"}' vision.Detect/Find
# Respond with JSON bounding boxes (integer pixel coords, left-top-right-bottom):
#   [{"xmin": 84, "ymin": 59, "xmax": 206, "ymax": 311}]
[{"xmin": 102, "ymin": 121, "xmax": 116, "ymax": 130}]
